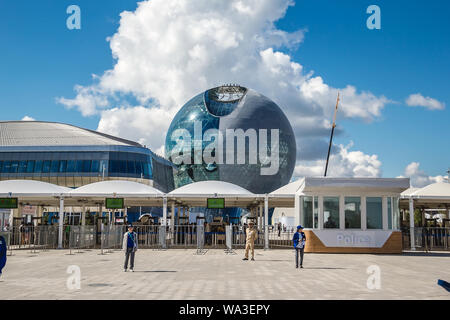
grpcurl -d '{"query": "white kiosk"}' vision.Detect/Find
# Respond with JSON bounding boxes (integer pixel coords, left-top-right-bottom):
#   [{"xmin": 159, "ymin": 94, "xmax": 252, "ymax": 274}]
[{"xmin": 271, "ymin": 177, "xmax": 410, "ymax": 253}]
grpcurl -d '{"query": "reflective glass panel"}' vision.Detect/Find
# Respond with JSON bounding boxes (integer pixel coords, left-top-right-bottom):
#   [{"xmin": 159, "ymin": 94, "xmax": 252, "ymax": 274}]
[
  {"xmin": 2, "ymin": 161, "xmax": 10, "ymax": 173},
  {"xmin": 50, "ymin": 161, "xmax": 60, "ymax": 173},
  {"xmin": 59, "ymin": 160, "xmax": 67, "ymax": 173},
  {"xmin": 91, "ymin": 160, "xmax": 100, "ymax": 173},
  {"xmin": 366, "ymin": 197, "xmax": 383, "ymax": 229},
  {"xmin": 314, "ymin": 196, "xmax": 318, "ymax": 229},
  {"xmin": 119, "ymin": 161, "xmax": 127, "ymax": 173},
  {"xmin": 302, "ymin": 196, "xmax": 313, "ymax": 228},
  {"xmin": 393, "ymin": 198, "xmax": 400, "ymax": 230},
  {"xmin": 26, "ymin": 161, "xmax": 35, "ymax": 173},
  {"xmin": 99, "ymin": 160, "xmax": 108, "ymax": 175},
  {"xmin": 387, "ymin": 197, "xmax": 392, "ymax": 230},
  {"xmin": 10, "ymin": 161, "xmax": 19, "ymax": 173},
  {"xmin": 75, "ymin": 161, "xmax": 84, "ymax": 173},
  {"xmin": 345, "ymin": 197, "xmax": 361, "ymax": 229},
  {"xmin": 127, "ymin": 161, "xmax": 136, "ymax": 174},
  {"xmin": 323, "ymin": 196, "xmax": 340, "ymax": 229},
  {"xmin": 42, "ymin": 161, "xmax": 51, "ymax": 173},
  {"xmin": 18, "ymin": 161, "xmax": 28, "ymax": 173},
  {"xmin": 66, "ymin": 160, "xmax": 76, "ymax": 173},
  {"xmin": 34, "ymin": 161, "xmax": 43, "ymax": 173},
  {"xmin": 82, "ymin": 160, "xmax": 91, "ymax": 172}
]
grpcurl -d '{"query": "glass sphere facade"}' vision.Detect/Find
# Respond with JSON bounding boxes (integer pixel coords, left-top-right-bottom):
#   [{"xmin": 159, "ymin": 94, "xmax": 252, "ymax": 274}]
[{"xmin": 165, "ymin": 86, "xmax": 296, "ymax": 194}]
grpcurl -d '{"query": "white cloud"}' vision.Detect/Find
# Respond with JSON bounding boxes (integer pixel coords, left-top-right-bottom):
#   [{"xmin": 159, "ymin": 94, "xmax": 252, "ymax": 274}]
[
  {"xmin": 56, "ymin": 85, "xmax": 109, "ymax": 117},
  {"xmin": 21, "ymin": 116, "xmax": 35, "ymax": 121},
  {"xmin": 398, "ymin": 162, "xmax": 447, "ymax": 187},
  {"xmin": 97, "ymin": 106, "xmax": 174, "ymax": 156},
  {"xmin": 57, "ymin": 0, "xmax": 391, "ymax": 161},
  {"xmin": 405, "ymin": 93, "xmax": 445, "ymax": 111},
  {"xmin": 293, "ymin": 142, "xmax": 382, "ymax": 179}
]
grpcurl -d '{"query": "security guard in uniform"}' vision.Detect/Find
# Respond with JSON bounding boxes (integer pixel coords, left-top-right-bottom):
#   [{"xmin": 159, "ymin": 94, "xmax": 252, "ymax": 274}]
[{"xmin": 243, "ymin": 221, "xmax": 258, "ymax": 261}]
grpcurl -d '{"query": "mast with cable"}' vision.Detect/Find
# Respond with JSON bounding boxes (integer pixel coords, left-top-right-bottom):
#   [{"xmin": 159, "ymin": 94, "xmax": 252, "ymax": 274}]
[{"xmin": 324, "ymin": 92, "xmax": 340, "ymax": 177}]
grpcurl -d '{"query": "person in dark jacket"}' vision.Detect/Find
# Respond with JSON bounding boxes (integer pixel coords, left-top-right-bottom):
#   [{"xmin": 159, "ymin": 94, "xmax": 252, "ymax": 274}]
[
  {"xmin": 292, "ymin": 225, "xmax": 306, "ymax": 268},
  {"xmin": 122, "ymin": 225, "xmax": 138, "ymax": 272}
]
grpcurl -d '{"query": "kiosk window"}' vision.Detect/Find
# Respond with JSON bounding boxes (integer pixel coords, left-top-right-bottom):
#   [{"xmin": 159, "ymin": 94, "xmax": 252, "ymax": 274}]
[
  {"xmin": 323, "ymin": 197, "xmax": 339, "ymax": 229},
  {"xmin": 313, "ymin": 196, "xmax": 318, "ymax": 229},
  {"xmin": 367, "ymin": 197, "xmax": 383, "ymax": 229},
  {"xmin": 393, "ymin": 198, "xmax": 400, "ymax": 230},
  {"xmin": 387, "ymin": 197, "xmax": 392, "ymax": 229},
  {"xmin": 302, "ymin": 196, "xmax": 313, "ymax": 228},
  {"xmin": 345, "ymin": 197, "xmax": 361, "ymax": 229}
]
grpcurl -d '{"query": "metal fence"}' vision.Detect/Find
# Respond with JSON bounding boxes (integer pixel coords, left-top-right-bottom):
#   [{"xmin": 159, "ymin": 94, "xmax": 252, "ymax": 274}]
[
  {"xmin": 1, "ymin": 224, "xmax": 296, "ymax": 252},
  {"xmin": 7, "ymin": 226, "xmax": 59, "ymax": 252},
  {"xmin": 402, "ymin": 227, "xmax": 450, "ymax": 251},
  {"xmin": 267, "ymin": 227, "xmax": 295, "ymax": 248}
]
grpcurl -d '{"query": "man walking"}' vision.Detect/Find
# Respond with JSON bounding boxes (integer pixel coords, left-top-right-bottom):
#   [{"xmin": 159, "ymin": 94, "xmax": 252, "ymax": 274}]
[
  {"xmin": 122, "ymin": 225, "xmax": 138, "ymax": 272},
  {"xmin": 293, "ymin": 225, "xmax": 306, "ymax": 268},
  {"xmin": 243, "ymin": 221, "xmax": 258, "ymax": 261}
]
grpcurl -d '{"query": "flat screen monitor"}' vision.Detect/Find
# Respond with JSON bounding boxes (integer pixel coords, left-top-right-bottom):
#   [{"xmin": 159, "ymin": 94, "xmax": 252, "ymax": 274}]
[
  {"xmin": 207, "ymin": 198, "xmax": 225, "ymax": 209},
  {"xmin": 105, "ymin": 198, "xmax": 124, "ymax": 209}
]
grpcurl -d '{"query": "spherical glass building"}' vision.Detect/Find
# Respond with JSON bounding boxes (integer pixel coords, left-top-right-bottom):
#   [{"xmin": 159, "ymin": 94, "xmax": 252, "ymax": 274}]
[{"xmin": 165, "ymin": 85, "xmax": 296, "ymax": 194}]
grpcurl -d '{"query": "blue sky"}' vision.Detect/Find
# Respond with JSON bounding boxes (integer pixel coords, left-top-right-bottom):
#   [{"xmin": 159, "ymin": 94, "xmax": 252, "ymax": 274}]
[{"xmin": 0, "ymin": 0, "xmax": 448, "ymax": 180}]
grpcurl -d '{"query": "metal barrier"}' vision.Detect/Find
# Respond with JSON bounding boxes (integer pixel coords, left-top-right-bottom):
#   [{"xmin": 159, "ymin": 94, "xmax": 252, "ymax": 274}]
[
  {"xmin": 0, "ymin": 223, "xmax": 301, "ymax": 251},
  {"xmin": 68, "ymin": 226, "xmax": 96, "ymax": 253},
  {"xmin": 174, "ymin": 225, "xmax": 198, "ymax": 248},
  {"xmin": 7, "ymin": 226, "xmax": 59, "ymax": 252},
  {"xmin": 158, "ymin": 225, "xmax": 167, "ymax": 249},
  {"xmin": 402, "ymin": 227, "xmax": 450, "ymax": 251},
  {"xmin": 267, "ymin": 228, "xmax": 295, "ymax": 248},
  {"xmin": 100, "ymin": 225, "xmax": 124, "ymax": 254}
]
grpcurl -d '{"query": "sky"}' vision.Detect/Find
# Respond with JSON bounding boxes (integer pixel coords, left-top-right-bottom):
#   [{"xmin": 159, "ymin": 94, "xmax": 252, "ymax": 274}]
[{"xmin": 0, "ymin": 0, "xmax": 449, "ymax": 187}]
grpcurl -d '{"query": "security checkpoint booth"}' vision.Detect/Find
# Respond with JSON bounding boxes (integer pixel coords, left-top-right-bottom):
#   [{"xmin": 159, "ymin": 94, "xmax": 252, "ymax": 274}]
[
  {"xmin": 0, "ymin": 180, "xmax": 71, "ymax": 250},
  {"xmin": 400, "ymin": 182, "xmax": 450, "ymax": 251},
  {"xmin": 269, "ymin": 177, "xmax": 410, "ymax": 253},
  {"xmin": 65, "ymin": 180, "xmax": 165, "ymax": 251},
  {"xmin": 166, "ymin": 181, "xmax": 269, "ymax": 249}
]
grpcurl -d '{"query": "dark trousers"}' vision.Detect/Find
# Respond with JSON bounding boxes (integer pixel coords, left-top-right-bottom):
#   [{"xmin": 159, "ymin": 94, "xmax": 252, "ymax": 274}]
[
  {"xmin": 295, "ymin": 247, "xmax": 304, "ymax": 267},
  {"xmin": 124, "ymin": 247, "xmax": 135, "ymax": 269}
]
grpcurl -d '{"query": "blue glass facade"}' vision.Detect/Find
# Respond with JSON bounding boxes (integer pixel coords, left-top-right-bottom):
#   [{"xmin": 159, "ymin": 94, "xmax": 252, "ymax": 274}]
[{"xmin": 0, "ymin": 146, "xmax": 174, "ymax": 191}]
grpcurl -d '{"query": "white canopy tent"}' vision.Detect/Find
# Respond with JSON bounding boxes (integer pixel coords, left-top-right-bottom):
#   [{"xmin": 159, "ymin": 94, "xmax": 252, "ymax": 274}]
[
  {"xmin": 400, "ymin": 182, "xmax": 450, "ymax": 250},
  {"xmin": 65, "ymin": 180, "xmax": 165, "ymax": 237},
  {"xmin": 0, "ymin": 179, "xmax": 70, "ymax": 201},
  {"xmin": 67, "ymin": 180, "xmax": 164, "ymax": 205},
  {"xmin": 167, "ymin": 180, "xmax": 269, "ymax": 248},
  {"xmin": 0, "ymin": 180, "xmax": 72, "ymax": 248}
]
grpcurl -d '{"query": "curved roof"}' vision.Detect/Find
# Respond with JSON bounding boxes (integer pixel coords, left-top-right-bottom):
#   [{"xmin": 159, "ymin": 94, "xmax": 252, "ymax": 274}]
[
  {"xmin": 0, "ymin": 121, "xmax": 141, "ymax": 147},
  {"xmin": 69, "ymin": 180, "xmax": 163, "ymax": 197},
  {"xmin": 409, "ymin": 182, "xmax": 450, "ymax": 198},
  {"xmin": 169, "ymin": 180, "xmax": 253, "ymax": 196},
  {"xmin": 401, "ymin": 187, "xmax": 420, "ymax": 197},
  {"xmin": 0, "ymin": 180, "xmax": 71, "ymax": 196}
]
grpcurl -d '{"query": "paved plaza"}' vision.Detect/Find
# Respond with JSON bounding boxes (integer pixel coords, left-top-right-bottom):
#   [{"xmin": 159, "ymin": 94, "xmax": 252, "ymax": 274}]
[{"xmin": 0, "ymin": 248, "xmax": 449, "ymax": 300}]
